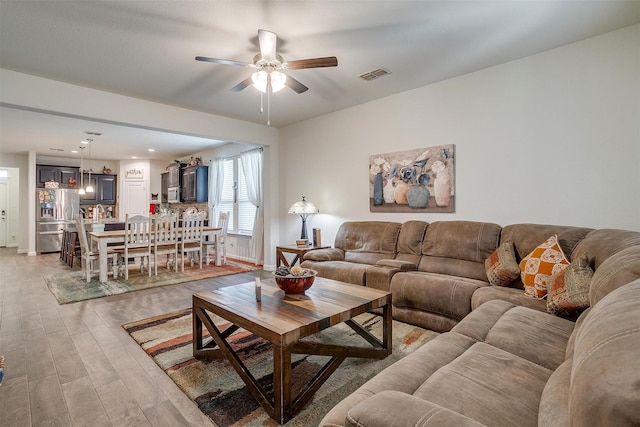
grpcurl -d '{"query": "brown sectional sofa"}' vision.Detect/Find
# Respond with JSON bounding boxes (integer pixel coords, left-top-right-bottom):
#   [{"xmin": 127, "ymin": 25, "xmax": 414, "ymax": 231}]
[{"xmin": 300, "ymin": 220, "xmax": 640, "ymax": 427}]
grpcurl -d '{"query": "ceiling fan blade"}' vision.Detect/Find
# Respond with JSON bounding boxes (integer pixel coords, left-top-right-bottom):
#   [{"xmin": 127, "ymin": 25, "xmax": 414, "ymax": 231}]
[
  {"xmin": 258, "ymin": 29, "xmax": 277, "ymax": 62},
  {"xmin": 286, "ymin": 56, "xmax": 338, "ymax": 70},
  {"xmin": 285, "ymin": 75, "xmax": 309, "ymax": 94},
  {"xmin": 230, "ymin": 76, "xmax": 254, "ymax": 92},
  {"xmin": 195, "ymin": 56, "xmax": 252, "ymax": 67}
]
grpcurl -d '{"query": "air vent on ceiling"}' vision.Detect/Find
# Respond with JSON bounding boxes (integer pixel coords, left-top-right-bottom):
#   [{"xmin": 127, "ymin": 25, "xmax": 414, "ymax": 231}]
[
  {"xmin": 359, "ymin": 67, "xmax": 391, "ymax": 81},
  {"xmin": 84, "ymin": 131, "xmax": 102, "ymax": 136}
]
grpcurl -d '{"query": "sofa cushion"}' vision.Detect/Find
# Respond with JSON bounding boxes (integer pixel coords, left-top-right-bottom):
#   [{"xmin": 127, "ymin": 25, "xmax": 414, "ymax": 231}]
[
  {"xmin": 299, "ymin": 260, "xmax": 369, "ymax": 286},
  {"xmin": 588, "ymin": 245, "xmax": 640, "ymax": 306},
  {"xmin": 471, "ymin": 286, "xmax": 547, "ymax": 313},
  {"xmin": 303, "ymin": 247, "xmax": 345, "ymax": 262},
  {"xmin": 485, "ymin": 240, "xmax": 520, "ymax": 286},
  {"xmin": 538, "ymin": 360, "xmax": 572, "ymax": 427},
  {"xmin": 419, "ymin": 221, "xmax": 501, "ymax": 281},
  {"xmin": 570, "ymin": 280, "xmax": 640, "ymax": 426},
  {"xmin": 413, "ymin": 342, "xmax": 553, "ymax": 427},
  {"xmin": 546, "ymin": 253, "xmax": 593, "ymax": 316},
  {"xmin": 452, "ymin": 301, "xmax": 573, "ymax": 371},
  {"xmin": 391, "ymin": 271, "xmax": 489, "ymax": 324},
  {"xmin": 346, "ymin": 391, "xmax": 485, "ymax": 427},
  {"xmin": 519, "ymin": 234, "xmax": 570, "ymax": 299},
  {"xmin": 394, "ymin": 220, "xmax": 428, "ymax": 265},
  {"xmin": 572, "ymin": 228, "xmax": 640, "ymax": 270},
  {"xmin": 335, "ymin": 221, "xmax": 401, "ymax": 265},
  {"xmin": 319, "ymin": 332, "xmax": 476, "ymax": 427}
]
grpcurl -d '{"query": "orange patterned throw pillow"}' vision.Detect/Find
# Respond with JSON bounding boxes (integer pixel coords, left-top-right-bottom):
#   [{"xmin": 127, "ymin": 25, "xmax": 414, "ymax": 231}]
[{"xmin": 519, "ymin": 234, "xmax": 570, "ymax": 299}]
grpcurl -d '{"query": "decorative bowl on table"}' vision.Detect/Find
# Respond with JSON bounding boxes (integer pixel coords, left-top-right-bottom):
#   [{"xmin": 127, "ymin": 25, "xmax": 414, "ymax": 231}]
[{"xmin": 273, "ymin": 266, "xmax": 317, "ymax": 294}]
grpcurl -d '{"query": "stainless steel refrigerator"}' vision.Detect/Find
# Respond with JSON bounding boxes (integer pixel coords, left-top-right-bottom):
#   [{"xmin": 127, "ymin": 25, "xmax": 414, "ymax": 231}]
[{"xmin": 36, "ymin": 188, "xmax": 80, "ymax": 253}]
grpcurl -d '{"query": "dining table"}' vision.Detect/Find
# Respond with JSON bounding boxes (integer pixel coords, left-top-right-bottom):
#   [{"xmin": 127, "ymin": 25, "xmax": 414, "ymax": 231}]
[{"xmin": 89, "ymin": 227, "xmax": 222, "ymax": 283}]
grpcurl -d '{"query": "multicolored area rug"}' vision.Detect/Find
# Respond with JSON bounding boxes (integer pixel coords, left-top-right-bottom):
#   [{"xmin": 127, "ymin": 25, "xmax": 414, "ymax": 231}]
[
  {"xmin": 123, "ymin": 309, "xmax": 438, "ymax": 426},
  {"xmin": 44, "ymin": 261, "xmax": 260, "ymax": 304}
]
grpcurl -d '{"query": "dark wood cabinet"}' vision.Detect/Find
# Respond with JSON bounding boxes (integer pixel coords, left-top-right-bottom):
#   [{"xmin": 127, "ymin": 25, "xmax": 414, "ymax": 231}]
[
  {"xmin": 181, "ymin": 165, "xmax": 208, "ymax": 202},
  {"xmin": 80, "ymin": 174, "xmax": 117, "ymax": 205},
  {"xmin": 161, "ymin": 172, "xmax": 169, "ymax": 204},
  {"xmin": 36, "ymin": 165, "xmax": 79, "ymax": 188}
]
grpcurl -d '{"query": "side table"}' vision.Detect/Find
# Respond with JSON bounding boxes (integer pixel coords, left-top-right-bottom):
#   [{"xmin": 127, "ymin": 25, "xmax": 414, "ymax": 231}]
[{"xmin": 276, "ymin": 244, "xmax": 330, "ymax": 267}]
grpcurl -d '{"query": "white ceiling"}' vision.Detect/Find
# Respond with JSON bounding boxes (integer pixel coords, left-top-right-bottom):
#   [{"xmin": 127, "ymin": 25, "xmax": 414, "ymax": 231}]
[{"xmin": 1, "ymin": 0, "xmax": 639, "ymax": 161}]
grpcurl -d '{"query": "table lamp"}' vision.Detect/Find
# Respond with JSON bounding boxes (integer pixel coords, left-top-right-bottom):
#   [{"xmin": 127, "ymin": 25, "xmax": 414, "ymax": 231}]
[{"xmin": 288, "ymin": 196, "xmax": 319, "ymax": 240}]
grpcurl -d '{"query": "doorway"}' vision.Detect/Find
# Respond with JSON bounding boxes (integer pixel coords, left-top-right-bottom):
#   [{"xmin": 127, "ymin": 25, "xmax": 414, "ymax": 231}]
[{"xmin": 0, "ymin": 181, "xmax": 6, "ymax": 246}]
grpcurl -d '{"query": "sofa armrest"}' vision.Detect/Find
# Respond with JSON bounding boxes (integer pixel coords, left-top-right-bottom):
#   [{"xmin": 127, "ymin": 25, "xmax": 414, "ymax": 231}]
[
  {"xmin": 303, "ymin": 247, "xmax": 345, "ymax": 262},
  {"xmin": 375, "ymin": 259, "xmax": 418, "ymax": 271},
  {"xmin": 345, "ymin": 391, "xmax": 485, "ymax": 427}
]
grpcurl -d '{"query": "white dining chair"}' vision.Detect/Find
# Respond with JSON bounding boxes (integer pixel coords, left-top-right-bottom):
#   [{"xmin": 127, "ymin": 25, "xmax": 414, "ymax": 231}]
[
  {"xmin": 180, "ymin": 211, "xmax": 206, "ymax": 271},
  {"xmin": 75, "ymin": 214, "xmax": 119, "ymax": 282},
  {"xmin": 119, "ymin": 214, "xmax": 153, "ymax": 279},
  {"xmin": 205, "ymin": 211, "xmax": 229, "ymax": 265},
  {"xmin": 151, "ymin": 213, "xmax": 179, "ymax": 275}
]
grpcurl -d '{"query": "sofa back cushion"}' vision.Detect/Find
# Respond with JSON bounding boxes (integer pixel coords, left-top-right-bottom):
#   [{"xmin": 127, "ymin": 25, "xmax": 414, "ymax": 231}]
[
  {"xmin": 588, "ymin": 245, "xmax": 640, "ymax": 306},
  {"xmin": 418, "ymin": 221, "xmax": 501, "ymax": 281},
  {"xmin": 572, "ymin": 228, "xmax": 640, "ymax": 270},
  {"xmin": 334, "ymin": 221, "xmax": 401, "ymax": 265},
  {"xmin": 569, "ymin": 279, "xmax": 640, "ymax": 426},
  {"xmin": 500, "ymin": 224, "xmax": 593, "ymax": 289},
  {"xmin": 395, "ymin": 220, "xmax": 428, "ymax": 265}
]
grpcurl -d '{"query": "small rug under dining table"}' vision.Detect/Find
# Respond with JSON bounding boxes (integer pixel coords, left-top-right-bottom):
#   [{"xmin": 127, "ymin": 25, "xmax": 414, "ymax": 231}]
[
  {"xmin": 44, "ymin": 261, "xmax": 260, "ymax": 304},
  {"xmin": 123, "ymin": 308, "xmax": 438, "ymax": 426}
]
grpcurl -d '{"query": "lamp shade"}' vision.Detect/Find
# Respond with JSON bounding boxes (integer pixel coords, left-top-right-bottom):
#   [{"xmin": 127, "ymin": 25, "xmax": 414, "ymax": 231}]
[{"xmin": 288, "ymin": 196, "xmax": 318, "ymax": 216}]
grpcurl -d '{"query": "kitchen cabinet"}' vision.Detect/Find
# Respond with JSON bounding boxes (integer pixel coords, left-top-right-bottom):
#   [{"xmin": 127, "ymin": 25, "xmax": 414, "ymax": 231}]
[
  {"xmin": 167, "ymin": 166, "xmax": 180, "ymax": 188},
  {"xmin": 181, "ymin": 165, "xmax": 208, "ymax": 202},
  {"xmin": 80, "ymin": 174, "xmax": 117, "ymax": 205},
  {"xmin": 161, "ymin": 172, "xmax": 169, "ymax": 204},
  {"xmin": 36, "ymin": 165, "xmax": 79, "ymax": 188}
]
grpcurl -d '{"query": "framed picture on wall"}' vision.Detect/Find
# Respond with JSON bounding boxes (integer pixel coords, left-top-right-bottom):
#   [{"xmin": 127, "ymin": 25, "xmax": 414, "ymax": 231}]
[
  {"xmin": 125, "ymin": 167, "xmax": 144, "ymax": 180},
  {"xmin": 369, "ymin": 144, "xmax": 455, "ymax": 213}
]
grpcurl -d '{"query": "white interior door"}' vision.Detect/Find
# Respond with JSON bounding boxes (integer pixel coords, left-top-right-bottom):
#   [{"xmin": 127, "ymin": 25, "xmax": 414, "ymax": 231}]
[
  {"xmin": 0, "ymin": 182, "xmax": 7, "ymax": 246},
  {"xmin": 122, "ymin": 181, "xmax": 147, "ymax": 217}
]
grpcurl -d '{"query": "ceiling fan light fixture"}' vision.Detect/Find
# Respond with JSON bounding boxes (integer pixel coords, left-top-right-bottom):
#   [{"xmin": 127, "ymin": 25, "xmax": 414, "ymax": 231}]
[
  {"xmin": 252, "ymin": 71, "xmax": 268, "ymax": 93},
  {"xmin": 270, "ymin": 71, "xmax": 287, "ymax": 93}
]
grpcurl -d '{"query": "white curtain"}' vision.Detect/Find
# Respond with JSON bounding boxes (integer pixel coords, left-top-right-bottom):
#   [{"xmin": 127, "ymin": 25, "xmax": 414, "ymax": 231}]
[
  {"xmin": 240, "ymin": 148, "xmax": 263, "ymax": 265},
  {"xmin": 208, "ymin": 158, "xmax": 225, "ymax": 220}
]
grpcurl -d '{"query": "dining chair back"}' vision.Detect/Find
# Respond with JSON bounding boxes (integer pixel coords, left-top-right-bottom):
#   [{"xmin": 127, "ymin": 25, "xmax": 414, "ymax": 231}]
[
  {"xmin": 205, "ymin": 211, "xmax": 229, "ymax": 265},
  {"xmin": 75, "ymin": 214, "xmax": 119, "ymax": 282},
  {"xmin": 180, "ymin": 211, "xmax": 206, "ymax": 271},
  {"xmin": 151, "ymin": 213, "xmax": 179, "ymax": 275},
  {"xmin": 121, "ymin": 214, "xmax": 153, "ymax": 279}
]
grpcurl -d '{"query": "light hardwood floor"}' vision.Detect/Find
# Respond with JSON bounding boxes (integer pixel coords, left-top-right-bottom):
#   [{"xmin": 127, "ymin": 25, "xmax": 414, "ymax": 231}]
[{"xmin": 0, "ymin": 247, "xmax": 270, "ymax": 426}]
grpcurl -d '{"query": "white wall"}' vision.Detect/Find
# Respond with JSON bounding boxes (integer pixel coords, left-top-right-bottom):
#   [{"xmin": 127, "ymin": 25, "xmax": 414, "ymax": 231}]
[{"xmin": 279, "ymin": 24, "xmax": 640, "ymax": 246}]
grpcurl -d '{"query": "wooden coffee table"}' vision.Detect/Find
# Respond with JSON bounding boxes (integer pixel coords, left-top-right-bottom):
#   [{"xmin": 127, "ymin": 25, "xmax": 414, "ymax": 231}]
[{"xmin": 192, "ymin": 276, "xmax": 392, "ymax": 424}]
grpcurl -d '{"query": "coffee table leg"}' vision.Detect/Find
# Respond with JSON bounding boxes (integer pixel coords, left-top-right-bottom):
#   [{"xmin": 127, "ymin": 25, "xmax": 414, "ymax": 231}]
[{"xmin": 273, "ymin": 345, "xmax": 292, "ymax": 424}]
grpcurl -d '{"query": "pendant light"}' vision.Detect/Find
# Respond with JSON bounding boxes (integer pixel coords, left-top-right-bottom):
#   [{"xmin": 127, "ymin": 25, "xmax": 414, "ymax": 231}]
[
  {"xmin": 78, "ymin": 146, "xmax": 86, "ymax": 195},
  {"xmin": 85, "ymin": 138, "xmax": 94, "ymax": 193}
]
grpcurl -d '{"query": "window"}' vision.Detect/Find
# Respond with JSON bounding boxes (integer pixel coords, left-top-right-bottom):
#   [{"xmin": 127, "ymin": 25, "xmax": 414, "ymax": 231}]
[{"xmin": 217, "ymin": 158, "xmax": 256, "ymax": 235}]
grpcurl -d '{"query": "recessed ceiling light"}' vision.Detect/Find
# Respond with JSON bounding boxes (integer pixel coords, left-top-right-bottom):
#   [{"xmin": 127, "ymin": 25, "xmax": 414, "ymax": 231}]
[
  {"xmin": 71, "ymin": 150, "xmax": 78, "ymax": 154},
  {"xmin": 148, "ymin": 148, "xmax": 155, "ymax": 152},
  {"xmin": 131, "ymin": 156, "xmax": 138, "ymax": 159},
  {"xmin": 80, "ymin": 140, "xmax": 89, "ymax": 144}
]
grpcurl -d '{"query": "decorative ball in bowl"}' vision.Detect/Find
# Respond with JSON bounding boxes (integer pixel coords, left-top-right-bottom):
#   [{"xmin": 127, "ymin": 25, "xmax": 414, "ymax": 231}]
[{"xmin": 273, "ymin": 266, "xmax": 317, "ymax": 294}]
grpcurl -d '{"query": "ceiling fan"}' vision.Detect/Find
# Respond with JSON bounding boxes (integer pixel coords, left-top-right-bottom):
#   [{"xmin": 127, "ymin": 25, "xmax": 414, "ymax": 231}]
[{"xmin": 196, "ymin": 29, "xmax": 338, "ymax": 95}]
